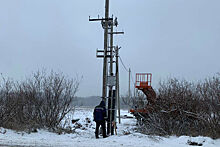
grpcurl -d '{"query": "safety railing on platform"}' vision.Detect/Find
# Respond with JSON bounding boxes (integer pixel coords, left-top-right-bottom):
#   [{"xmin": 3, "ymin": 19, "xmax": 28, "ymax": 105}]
[{"xmin": 135, "ymin": 73, "xmax": 152, "ymax": 89}]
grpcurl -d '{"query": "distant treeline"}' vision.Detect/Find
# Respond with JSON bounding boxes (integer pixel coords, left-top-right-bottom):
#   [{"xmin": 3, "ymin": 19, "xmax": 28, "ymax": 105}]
[{"xmin": 74, "ymin": 96, "xmax": 130, "ymax": 109}]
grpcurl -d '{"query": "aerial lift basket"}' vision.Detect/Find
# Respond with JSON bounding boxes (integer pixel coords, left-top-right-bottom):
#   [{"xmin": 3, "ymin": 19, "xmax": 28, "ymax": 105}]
[
  {"xmin": 135, "ymin": 73, "xmax": 152, "ymax": 89},
  {"xmin": 130, "ymin": 73, "xmax": 155, "ymax": 114}
]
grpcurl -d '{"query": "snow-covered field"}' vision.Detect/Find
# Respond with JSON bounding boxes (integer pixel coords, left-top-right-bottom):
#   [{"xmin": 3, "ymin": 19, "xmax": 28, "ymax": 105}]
[{"xmin": 0, "ymin": 107, "xmax": 220, "ymax": 147}]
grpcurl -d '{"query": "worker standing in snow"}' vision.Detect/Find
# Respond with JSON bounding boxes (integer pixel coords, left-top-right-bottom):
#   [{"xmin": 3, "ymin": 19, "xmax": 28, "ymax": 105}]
[{"xmin": 93, "ymin": 100, "xmax": 107, "ymax": 138}]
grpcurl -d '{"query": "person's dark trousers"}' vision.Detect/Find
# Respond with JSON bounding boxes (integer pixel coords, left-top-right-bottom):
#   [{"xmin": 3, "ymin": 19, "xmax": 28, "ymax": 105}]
[{"xmin": 95, "ymin": 120, "xmax": 106, "ymax": 138}]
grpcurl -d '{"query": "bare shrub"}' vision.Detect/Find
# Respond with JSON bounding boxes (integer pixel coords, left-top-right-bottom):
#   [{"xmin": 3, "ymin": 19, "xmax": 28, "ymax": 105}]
[
  {"xmin": 133, "ymin": 75, "xmax": 220, "ymax": 138},
  {"xmin": 0, "ymin": 70, "xmax": 79, "ymax": 132},
  {"xmin": 122, "ymin": 91, "xmax": 145, "ymax": 108},
  {"xmin": 0, "ymin": 78, "xmax": 18, "ymax": 129}
]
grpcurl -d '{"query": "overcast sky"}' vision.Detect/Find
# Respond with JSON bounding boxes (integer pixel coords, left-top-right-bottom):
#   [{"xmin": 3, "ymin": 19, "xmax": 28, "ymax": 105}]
[{"xmin": 0, "ymin": 0, "xmax": 219, "ymax": 97}]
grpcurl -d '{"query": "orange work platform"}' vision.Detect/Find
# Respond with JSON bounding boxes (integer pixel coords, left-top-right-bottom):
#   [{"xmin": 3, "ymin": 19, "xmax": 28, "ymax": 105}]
[
  {"xmin": 130, "ymin": 73, "xmax": 156, "ymax": 114},
  {"xmin": 135, "ymin": 73, "xmax": 152, "ymax": 89}
]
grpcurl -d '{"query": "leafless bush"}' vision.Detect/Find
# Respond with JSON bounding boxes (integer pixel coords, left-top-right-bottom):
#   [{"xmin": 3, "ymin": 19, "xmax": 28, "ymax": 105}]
[
  {"xmin": 0, "ymin": 70, "xmax": 79, "ymax": 132},
  {"xmin": 122, "ymin": 91, "xmax": 145, "ymax": 108},
  {"xmin": 133, "ymin": 75, "xmax": 220, "ymax": 138},
  {"xmin": 0, "ymin": 78, "xmax": 18, "ymax": 129}
]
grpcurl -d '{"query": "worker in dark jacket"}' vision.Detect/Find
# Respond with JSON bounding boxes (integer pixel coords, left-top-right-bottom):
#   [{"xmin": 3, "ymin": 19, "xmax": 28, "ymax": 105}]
[{"xmin": 93, "ymin": 100, "xmax": 107, "ymax": 138}]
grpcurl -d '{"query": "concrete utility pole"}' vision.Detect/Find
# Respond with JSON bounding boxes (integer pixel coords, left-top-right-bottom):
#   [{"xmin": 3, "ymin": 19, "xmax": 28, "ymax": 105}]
[
  {"xmin": 115, "ymin": 46, "xmax": 121, "ymax": 124},
  {"xmin": 129, "ymin": 68, "xmax": 131, "ymax": 98},
  {"xmin": 102, "ymin": 0, "xmax": 110, "ymax": 102},
  {"xmin": 109, "ymin": 16, "xmax": 113, "ymax": 75},
  {"xmin": 89, "ymin": 0, "xmax": 124, "ymax": 135},
  {"xmin": 108, "ymin": 16, "xmax": 114, "ymax": 134}
]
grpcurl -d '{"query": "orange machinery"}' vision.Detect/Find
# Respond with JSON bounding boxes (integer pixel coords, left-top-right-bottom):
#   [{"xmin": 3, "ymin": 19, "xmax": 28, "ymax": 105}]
[{"xmin": 130, "ymin": 73, "xmax": 156, "ymax": 113}]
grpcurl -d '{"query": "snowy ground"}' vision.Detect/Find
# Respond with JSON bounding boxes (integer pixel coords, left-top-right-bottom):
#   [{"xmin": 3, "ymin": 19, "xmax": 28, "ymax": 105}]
[{"xmin": 0, "ymin": 107, "xmax": 220, "ymax": 147}]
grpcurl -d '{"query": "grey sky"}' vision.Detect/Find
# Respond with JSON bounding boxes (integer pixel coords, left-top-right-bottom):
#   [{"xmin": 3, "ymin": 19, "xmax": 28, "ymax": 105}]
[{"xmin": 0, "ymin": 0, "xmax": 219, "ymax": 97}]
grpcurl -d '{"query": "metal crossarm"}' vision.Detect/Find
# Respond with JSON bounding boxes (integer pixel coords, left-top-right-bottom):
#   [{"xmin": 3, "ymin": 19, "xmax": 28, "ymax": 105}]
[{"xmin": 89, "ymin": 16, "xmax": 113, "ymax": 22}]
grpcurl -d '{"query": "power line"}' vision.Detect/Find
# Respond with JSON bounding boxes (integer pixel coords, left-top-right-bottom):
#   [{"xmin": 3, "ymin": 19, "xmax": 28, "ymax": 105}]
[
  {"xmin": 119, "ymin": 55, "xmax": 137, "ymax": 97},
  {"xmin": 119, "ymin": 56, "xmax": 129, "ymax": 72},
  {"xmin": 119, "ymin": 56, "xmax": 135, "ymax": 85}
]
